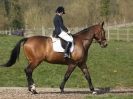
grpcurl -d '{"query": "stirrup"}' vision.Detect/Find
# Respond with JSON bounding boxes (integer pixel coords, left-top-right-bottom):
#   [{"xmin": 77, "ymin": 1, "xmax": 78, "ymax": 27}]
[{"xmin": 64, "ymin": 53, "xmax": 69, "ymax": 58}]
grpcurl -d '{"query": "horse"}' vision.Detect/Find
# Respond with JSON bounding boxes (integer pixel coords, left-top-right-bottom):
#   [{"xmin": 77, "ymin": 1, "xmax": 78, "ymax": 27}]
[{"xmin": 0, "ymin": 22, "xmax": 107, "ymax": 94}]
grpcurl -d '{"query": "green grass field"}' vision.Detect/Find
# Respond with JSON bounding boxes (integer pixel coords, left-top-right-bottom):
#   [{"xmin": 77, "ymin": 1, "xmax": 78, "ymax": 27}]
[{"xmin": 0, "ymin": 35, "xmax": 133, "ymax": 89}]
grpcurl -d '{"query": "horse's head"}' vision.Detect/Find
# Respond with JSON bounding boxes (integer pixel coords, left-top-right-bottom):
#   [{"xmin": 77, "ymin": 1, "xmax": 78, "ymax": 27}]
[{"xmin": 94, "ymin": 22, "xmax": 107, "ymax": 48}]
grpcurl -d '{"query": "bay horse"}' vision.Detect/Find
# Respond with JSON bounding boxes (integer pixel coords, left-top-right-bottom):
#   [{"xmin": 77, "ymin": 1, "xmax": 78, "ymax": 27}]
[{"xmin": 0, "ymin": 22, "xmax": 107, "ymax": 94}]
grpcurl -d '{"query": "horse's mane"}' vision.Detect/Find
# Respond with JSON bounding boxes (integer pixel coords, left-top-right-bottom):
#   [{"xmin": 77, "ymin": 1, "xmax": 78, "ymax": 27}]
[{"xmin": 74, "ymin": 25, "xmax": 94, "ymax": 36}]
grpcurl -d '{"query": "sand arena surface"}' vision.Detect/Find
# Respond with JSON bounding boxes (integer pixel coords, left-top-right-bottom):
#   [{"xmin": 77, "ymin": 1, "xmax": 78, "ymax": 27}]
[{"xmin": 0, "ymin": 87, "xmax": 133, "ymax": 99}]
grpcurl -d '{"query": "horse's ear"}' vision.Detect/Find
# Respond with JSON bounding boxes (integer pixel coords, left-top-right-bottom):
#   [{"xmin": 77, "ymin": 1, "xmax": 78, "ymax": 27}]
[{"xmin": 101, "ymin": 21, "xmax": 104, "ymax": 27}]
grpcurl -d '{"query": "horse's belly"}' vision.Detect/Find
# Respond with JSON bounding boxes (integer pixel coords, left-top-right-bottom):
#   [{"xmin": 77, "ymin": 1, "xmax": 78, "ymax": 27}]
[{"xmin": 45, "ymin": 52, "xmax": 67, "ymax": 64}]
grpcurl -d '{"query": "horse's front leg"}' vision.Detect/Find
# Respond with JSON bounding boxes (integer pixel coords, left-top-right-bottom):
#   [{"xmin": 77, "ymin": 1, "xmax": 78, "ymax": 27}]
[
  {"xmin": 60, "ymin": 64, "xmax": 76, "ymax": 93},
  {"xmin": 78, "ymin": 63, "xmax": 96, "ymax": 94}
]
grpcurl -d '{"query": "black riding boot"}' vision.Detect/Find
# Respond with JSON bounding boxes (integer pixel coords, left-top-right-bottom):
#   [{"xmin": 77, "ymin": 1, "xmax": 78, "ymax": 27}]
[{"xmin": 64, "ymin": 42, "xmax": 72, "ymax": 58}]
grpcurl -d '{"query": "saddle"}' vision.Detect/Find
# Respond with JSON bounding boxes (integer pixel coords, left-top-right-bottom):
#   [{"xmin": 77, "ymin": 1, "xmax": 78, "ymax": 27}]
[{"xmin": 51, "ymin": 36, "xmax": 74, "ymax": 52}]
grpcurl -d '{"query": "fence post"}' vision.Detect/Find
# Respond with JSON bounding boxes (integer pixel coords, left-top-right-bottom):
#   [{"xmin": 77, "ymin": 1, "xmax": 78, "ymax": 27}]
[
  {"xmin": 126, "ymin": 28, "xmax": 129, "ymax": 42},
  {"xmin": 42, "ymin": 26, "xmax": 45, "ymax": 36},
  {"xmin": 117, "ymin": 28, "xmax": 119, "ymax": 41}
]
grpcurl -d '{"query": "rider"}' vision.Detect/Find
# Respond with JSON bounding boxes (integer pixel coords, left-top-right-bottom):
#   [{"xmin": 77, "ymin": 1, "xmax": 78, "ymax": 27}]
[{"xmin": 53, "ymin": 6, "xmax": 73, "ymax": 58}]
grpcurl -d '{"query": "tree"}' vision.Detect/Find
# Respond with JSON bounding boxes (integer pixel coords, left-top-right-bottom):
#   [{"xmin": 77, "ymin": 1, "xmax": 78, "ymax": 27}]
[
  {"xmin": 3, "ymin": 0, "xmax": 10, "ymax": 16},
  {"xmin": 100, "ymin": 0, "xmax": 110, "ymax": 22},
  {"xmin": 10, "ymin": 0, "xmax": 24, "ymax": 29}
]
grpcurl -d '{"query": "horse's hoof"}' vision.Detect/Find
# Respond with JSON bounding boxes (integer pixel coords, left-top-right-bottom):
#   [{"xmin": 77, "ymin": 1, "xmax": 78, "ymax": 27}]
[
  {"xmin": 60, "ymin": 89, "xmax": 64, "ymax": 93},
  {"xmin": 61, "ymin": 90, "xmax": 64, "ymax": 93},
  {"xmin": 92, "ymin": 91, "xmax": 97, "ymax": 95},
  {"xmin": 32, "ymin": 90, "xmax": 38, "ymax": 94}
]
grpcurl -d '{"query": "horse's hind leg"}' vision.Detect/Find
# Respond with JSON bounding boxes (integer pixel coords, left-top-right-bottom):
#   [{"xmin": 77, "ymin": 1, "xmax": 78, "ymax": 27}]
[
  {"xmin": 78, "ymin": 63, "xmax": 96, "ymax": 94},
  {"xmin": 24, "ymin": 63, "xmax": 39, "ymax": 94}
]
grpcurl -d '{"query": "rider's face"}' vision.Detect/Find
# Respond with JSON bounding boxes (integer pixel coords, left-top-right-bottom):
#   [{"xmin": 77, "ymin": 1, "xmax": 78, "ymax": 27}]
[
  {"xmin": 59, "ymin": 12, "xmax": 63, "ymax": 15},
  {"xmin": 57, "ymin": 12, "xmax": 64, "ymax": 16}
]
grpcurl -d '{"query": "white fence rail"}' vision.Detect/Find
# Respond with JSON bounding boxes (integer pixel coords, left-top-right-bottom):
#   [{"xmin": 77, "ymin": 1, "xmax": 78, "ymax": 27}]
[
  {"xmin": 106, "ymin": 28, "xmax": 133, "ymax": 41},
  {"xmin": 0, "ymin": 27, "xmax": 133, "ymax": 42}
]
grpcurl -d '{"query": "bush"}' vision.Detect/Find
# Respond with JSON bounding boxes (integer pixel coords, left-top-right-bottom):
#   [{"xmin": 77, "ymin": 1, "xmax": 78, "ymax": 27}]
[{"xmin": 11, "ymin": 19, "xmax": 24, "ymax": 29}]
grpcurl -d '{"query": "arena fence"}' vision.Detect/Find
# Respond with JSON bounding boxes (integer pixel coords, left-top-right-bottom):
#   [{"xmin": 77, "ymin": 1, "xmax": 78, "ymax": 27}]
[{"xmin": 0, "ymin": 26, "xmax": 133, "ymax": 42}]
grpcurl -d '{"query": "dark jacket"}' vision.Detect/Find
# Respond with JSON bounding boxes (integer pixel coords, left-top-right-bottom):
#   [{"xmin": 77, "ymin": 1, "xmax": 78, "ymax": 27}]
[{"xmin": 53, "ymin": 14, "xmax": 68, "ymax": 37}]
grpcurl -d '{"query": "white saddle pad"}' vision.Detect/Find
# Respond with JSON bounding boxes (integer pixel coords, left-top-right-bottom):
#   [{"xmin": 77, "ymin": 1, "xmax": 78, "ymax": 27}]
[{"xmin": 51, "ymin": 37, "xmax": 74, "ymax": 52}]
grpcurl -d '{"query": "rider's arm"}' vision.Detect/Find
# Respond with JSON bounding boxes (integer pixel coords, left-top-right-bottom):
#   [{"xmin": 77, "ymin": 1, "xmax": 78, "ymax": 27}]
[{"xmin": 58, "ymin": 16, "xmax": 68, "ymax": 32}]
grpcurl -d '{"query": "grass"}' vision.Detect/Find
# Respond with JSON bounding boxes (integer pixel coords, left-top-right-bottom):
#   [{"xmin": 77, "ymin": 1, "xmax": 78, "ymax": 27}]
[
  {"xmin": 0, "ymin": 35, "xmax": 133, "ymax": 89},
  {"xmin": 88, "ymin": 40, "xmax": 133, "ymax": 88}
]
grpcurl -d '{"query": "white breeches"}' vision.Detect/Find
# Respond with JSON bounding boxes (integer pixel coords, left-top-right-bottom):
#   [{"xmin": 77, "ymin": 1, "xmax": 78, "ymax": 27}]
[{"xmin": 58, "ymin": 31, "xmax": 73, "ymax": 42}]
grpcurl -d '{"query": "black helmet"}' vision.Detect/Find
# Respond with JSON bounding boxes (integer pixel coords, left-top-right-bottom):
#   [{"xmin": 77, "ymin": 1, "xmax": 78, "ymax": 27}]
[{"xmin": 56, "ymin": 6, "xmax": 65, "ymax": 14}]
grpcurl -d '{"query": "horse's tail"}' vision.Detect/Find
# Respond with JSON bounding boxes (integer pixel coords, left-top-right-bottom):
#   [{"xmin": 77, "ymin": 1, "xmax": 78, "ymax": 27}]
[{"xmin": 0, "ymin": 38, "xmax": 28, "ymax": 67}]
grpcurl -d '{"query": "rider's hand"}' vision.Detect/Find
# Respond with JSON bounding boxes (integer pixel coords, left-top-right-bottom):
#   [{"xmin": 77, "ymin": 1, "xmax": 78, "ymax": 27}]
[{"xmin": 67, "ymin": 31, "xmax": 71, "ymax": 34}]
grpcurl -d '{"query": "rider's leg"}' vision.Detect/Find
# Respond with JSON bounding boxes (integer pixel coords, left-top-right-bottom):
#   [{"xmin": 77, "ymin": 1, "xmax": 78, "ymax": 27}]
[
  {"xmin": 64, "ymin": 41, "xmax": 72, "ymax": 58},
  {"xmin": 58, "ymin": 31, "xmax": 73, "ymax": 58}
]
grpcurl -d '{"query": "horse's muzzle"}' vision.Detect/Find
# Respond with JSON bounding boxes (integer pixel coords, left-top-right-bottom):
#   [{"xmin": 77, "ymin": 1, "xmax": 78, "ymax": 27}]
[{"xmin": 100, "ymin": 41, "xmax": 108, "ymax": 48}]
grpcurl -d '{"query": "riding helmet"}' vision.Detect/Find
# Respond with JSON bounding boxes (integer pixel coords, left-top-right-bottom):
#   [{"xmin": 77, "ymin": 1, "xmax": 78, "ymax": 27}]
[{"xmin": 56, "ymin": 6, "xmax": 65, "ymax": 14}]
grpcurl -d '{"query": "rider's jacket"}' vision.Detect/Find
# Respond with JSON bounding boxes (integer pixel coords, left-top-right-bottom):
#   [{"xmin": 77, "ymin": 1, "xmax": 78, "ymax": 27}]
[{"xmin": 53, "ymin": 14, "xmax": 68, "ymax": 37}]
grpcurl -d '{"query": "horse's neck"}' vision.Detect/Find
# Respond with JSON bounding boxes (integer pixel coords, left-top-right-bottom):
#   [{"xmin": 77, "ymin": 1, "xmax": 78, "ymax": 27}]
[
  {"xmin": 83, "ymin": 32, "xmax": 94, "ymax": 49},
  {"xmin": 74, "ymin": 25, "xmax": 97, "ymax": 49}
]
